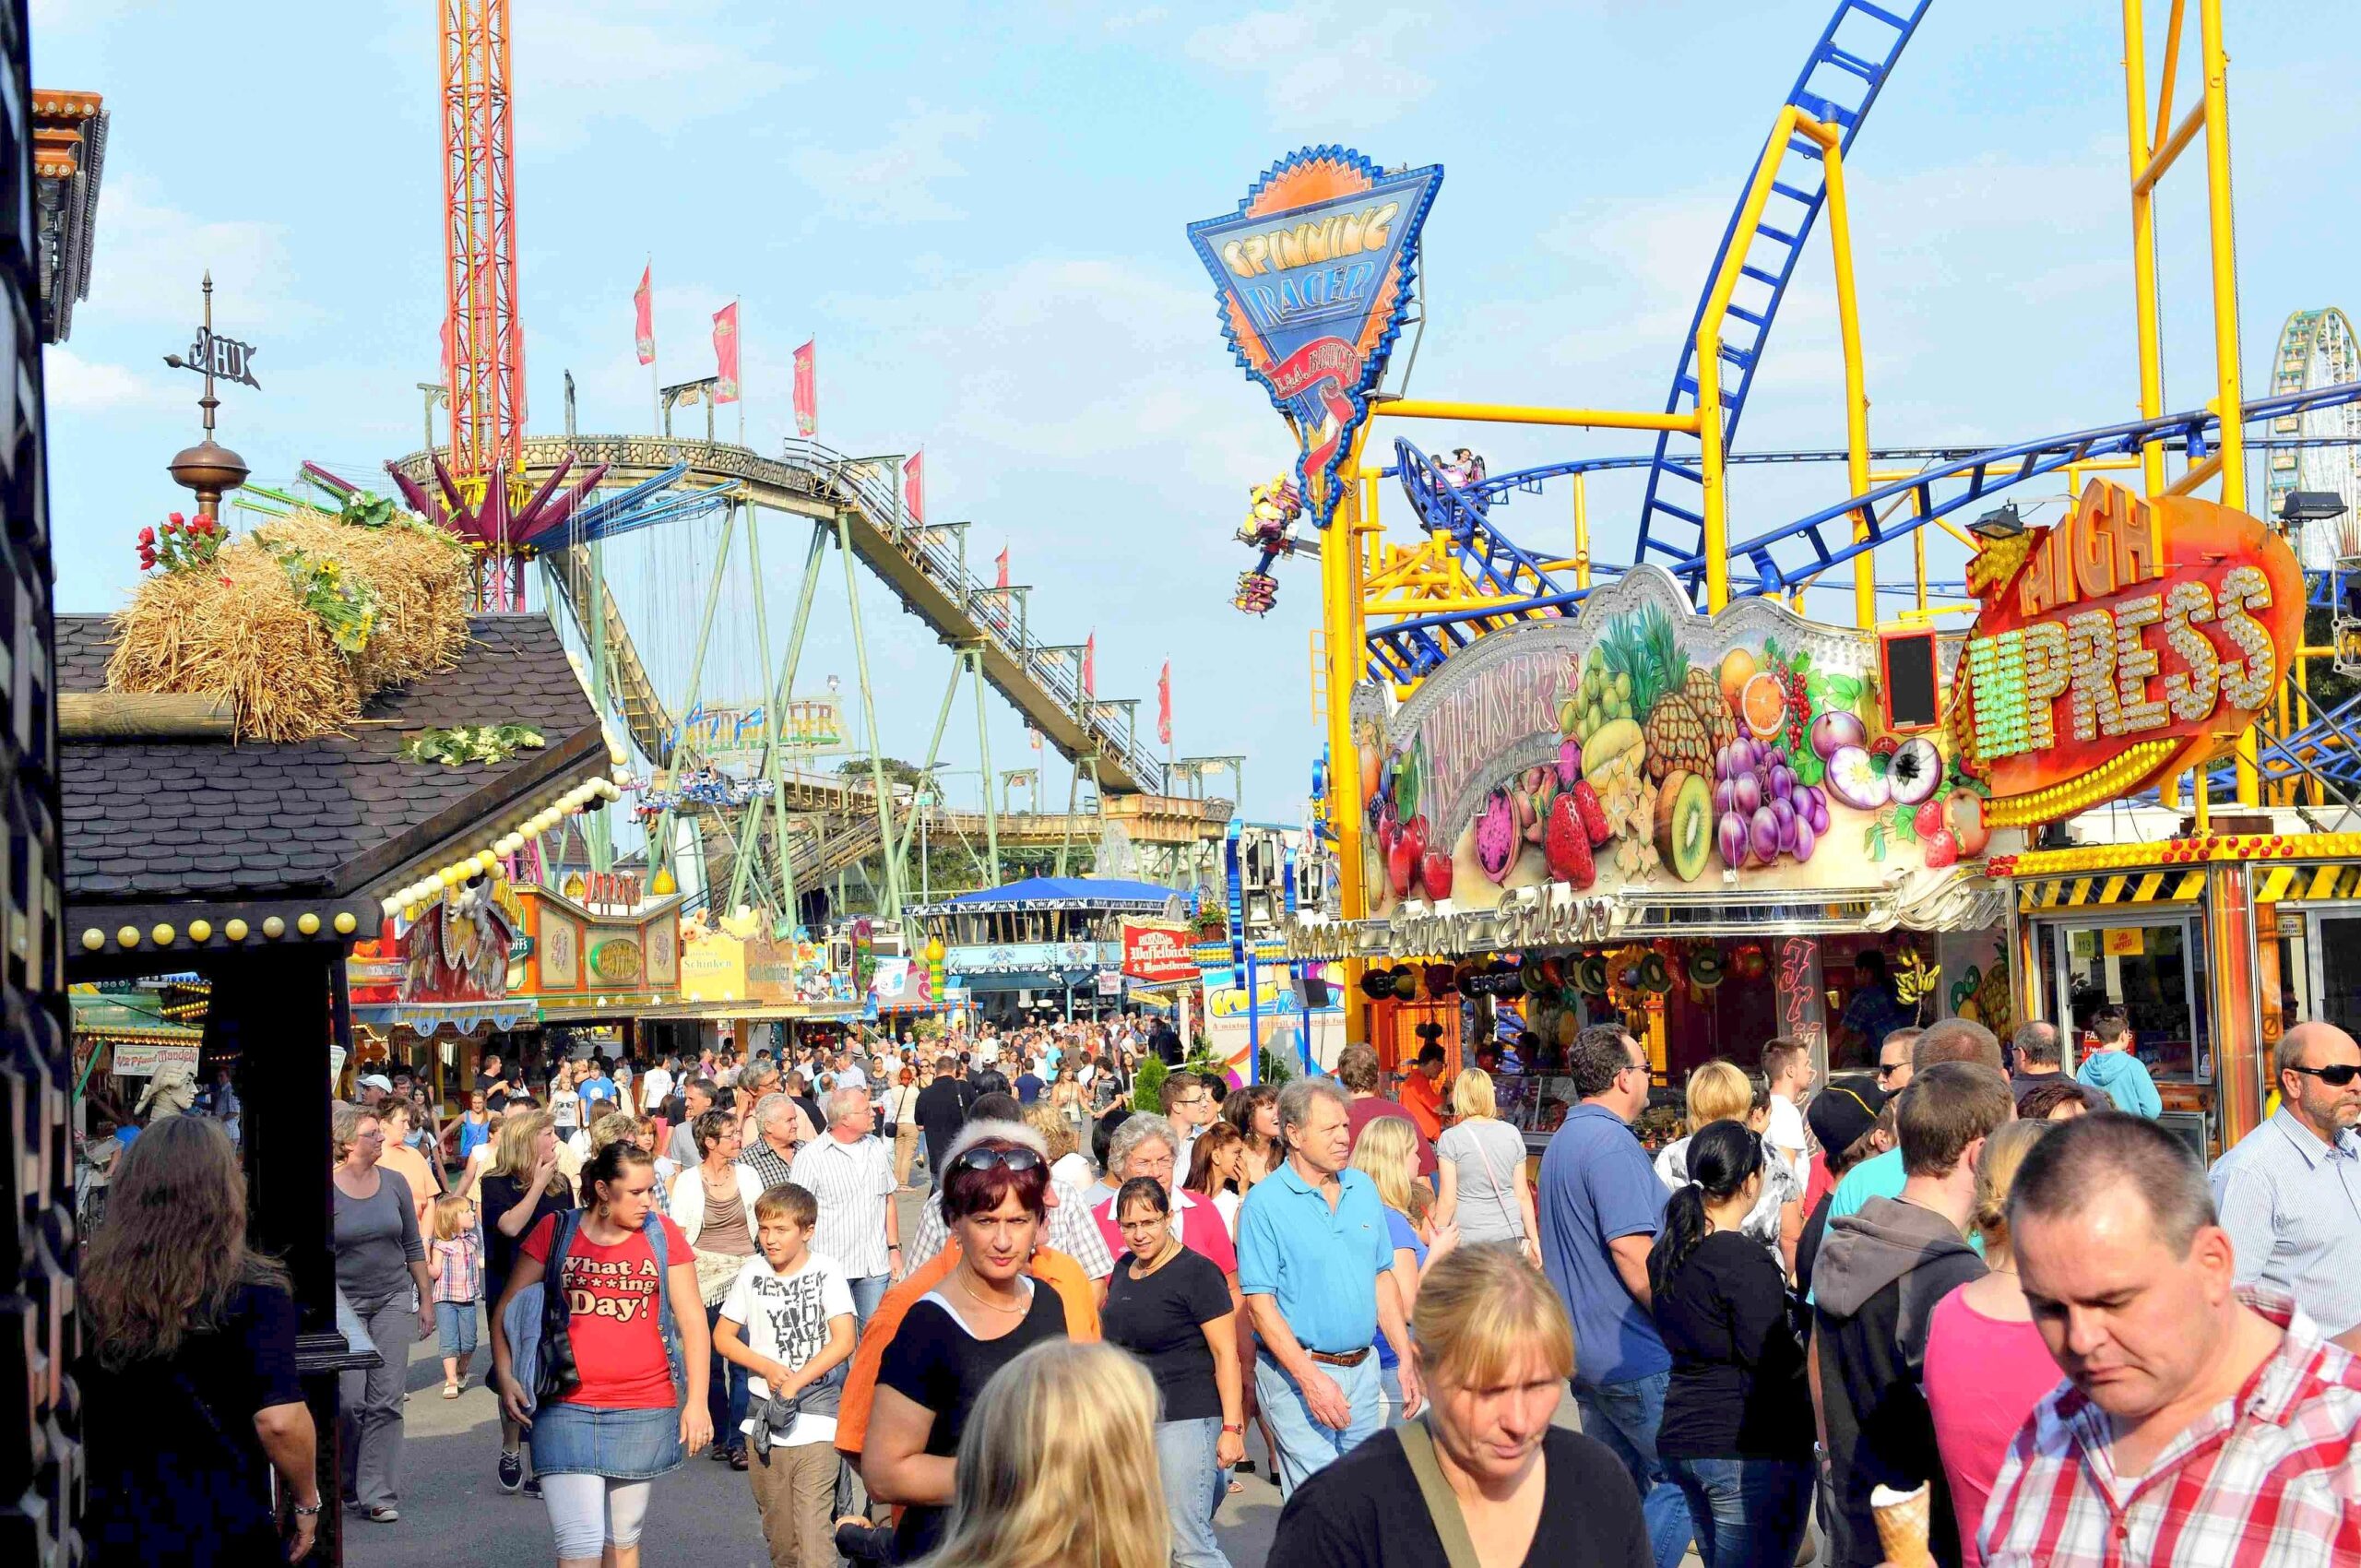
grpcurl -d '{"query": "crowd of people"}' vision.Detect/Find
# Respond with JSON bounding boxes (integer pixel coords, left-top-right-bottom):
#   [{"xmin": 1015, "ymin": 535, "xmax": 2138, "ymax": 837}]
[{"xmin": 65, "ymin": 1000, "xmax": 2361, "ymax": 1566}]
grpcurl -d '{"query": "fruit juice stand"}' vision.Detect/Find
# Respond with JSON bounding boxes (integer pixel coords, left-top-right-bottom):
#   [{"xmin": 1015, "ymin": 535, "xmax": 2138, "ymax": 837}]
[{"xmin": 1281, "ymin": 563, "xmax": 2011, "ymax": 1138}]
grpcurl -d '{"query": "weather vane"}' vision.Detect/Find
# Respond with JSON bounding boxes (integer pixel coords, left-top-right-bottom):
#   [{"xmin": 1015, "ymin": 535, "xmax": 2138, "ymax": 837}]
[{"xmin": 161, "ymin": 272, "xmax": 253, "ymax": 516}]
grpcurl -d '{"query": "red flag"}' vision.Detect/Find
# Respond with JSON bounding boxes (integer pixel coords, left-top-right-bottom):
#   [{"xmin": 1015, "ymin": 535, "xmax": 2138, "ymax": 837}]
[
  {"xmin": 903, "ymin": 450, "xmax": 925, "ymax": 525},
  {"xmin": 633, "ymin": 266, "xmax": 654, "ymax": 365},
  {"xmin": 1028, "ymin": 726, "xmax": 1042, "ymax": 752},
  {"xmin": 711, "ymin": 303, "xmax": 741, "ymax": 403},
  {"xmin": 1157, "ymin": 660, "xmax": 1172, "ymax": 746},
  {"xmin": 994, "ymin": 546, "xmax": 1010, "ymax": 588},
  {"xmin": 1083, "ymin": 633, "xmax": 1096, "ymax": 698},
  {"xmin": 792, "ymin": 339, "xmax": 816, "ymax": 436}
]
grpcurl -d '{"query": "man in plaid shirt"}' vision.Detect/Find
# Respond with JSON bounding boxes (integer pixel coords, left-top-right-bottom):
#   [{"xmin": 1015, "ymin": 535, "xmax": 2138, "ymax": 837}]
[{"xmin": 1981, "ymin": 1114, "xmax": 2361, "ymax": 1566}]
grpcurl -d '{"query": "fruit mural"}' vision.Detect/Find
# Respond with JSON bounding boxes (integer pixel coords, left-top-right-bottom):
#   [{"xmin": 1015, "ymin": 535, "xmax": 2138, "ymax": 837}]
[{"xmin": 1356, "ymin": 567, "xmax": 1984, "ymax": 920}]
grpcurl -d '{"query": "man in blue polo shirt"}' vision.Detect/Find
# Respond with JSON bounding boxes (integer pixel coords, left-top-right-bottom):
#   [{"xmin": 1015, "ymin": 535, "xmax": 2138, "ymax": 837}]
[
  {"xmin": 1238, "ymin": 1075, "xmax": 1418, "ymax": 1497},
  {"xmin": 1537, "ymin": 1024, "xmax": 1689, "ymax": 1568}
]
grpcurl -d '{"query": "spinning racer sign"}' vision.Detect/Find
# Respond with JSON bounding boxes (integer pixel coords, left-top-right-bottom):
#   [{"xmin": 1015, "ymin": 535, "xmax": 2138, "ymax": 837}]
[{"xmin": 1190, "ymin": 148, "xmax": 1441, "ymax": 528}]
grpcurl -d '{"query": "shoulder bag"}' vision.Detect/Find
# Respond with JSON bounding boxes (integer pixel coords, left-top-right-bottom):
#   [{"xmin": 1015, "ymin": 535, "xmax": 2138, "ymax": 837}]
[
  {"xmin": 1464, "ymin": 1121, "xmax": 1538, "ymax": 1266},
  {"xmin": 1396, "ymin": 1418, "xmax": 1483, "ymax": 1568}
]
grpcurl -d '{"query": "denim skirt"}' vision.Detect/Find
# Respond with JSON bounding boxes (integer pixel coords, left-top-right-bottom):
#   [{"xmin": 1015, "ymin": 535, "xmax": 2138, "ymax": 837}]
[{"xmin": 528, "ymin": 1402, "xmax": 684, "ymax": 1481}]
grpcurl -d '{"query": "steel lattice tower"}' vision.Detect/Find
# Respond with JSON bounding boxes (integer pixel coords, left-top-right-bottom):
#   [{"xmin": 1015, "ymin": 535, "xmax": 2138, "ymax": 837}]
[{"xmin": 441, "ymin": 0, "xmax": 521, "ymax": 509}]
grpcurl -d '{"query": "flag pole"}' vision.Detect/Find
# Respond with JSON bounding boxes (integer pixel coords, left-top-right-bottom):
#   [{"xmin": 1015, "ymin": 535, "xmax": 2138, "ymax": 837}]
[
  {"xmin": 736, "ymin": 295, "xmax": 745, "ymax": 447},
  {"xmin": 647, "ymin": 254, "xmax": 659, "ymax": 433}
]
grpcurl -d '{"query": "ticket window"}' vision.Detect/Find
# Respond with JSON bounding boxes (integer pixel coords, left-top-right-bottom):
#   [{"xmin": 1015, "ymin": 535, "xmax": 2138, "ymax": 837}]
[{"xmin": 2037, "ymin": 914, "xmax": 2211, "ymax": 1088}]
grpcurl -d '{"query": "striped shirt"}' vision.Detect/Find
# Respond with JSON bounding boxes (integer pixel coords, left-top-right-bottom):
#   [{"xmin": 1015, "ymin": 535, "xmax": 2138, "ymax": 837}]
[
  {"xmin": 1980, "ymin": 1289, "xmax": 2361, "ymax": 1567},
  {"xmin": 790, "ymin": 1132, "xmax": 897, "ymax": 1279},
  {"xmin": 2209, "ymin": 1108, "xmax": 2361, "ymax": 1339},
  {"xmin": 906, "ymin": 1173, "xmax": 1117, "ymax": 1281}
]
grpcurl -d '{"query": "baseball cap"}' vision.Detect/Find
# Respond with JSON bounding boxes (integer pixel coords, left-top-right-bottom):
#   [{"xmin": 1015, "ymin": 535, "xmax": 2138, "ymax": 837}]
[
  {"xmin": 357, "ymin": 1074, "xmax": 395, "ymax": 1093},
  {"xmin": 1806, "ymin": 1075, "xmax": 1888, "ymax": 1156}
]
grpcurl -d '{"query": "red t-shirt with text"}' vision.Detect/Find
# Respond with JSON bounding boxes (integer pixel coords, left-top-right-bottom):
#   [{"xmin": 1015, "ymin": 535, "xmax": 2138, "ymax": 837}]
[{"xmin": 521, "ymin": 1213, "xmax": 694, "ymax": 1409}]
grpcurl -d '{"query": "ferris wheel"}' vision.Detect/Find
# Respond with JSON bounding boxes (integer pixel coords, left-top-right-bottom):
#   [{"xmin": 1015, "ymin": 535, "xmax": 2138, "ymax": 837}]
[{"xmin": 2266, "ymin": 307, "xmax": 2361, "ymax": 567}]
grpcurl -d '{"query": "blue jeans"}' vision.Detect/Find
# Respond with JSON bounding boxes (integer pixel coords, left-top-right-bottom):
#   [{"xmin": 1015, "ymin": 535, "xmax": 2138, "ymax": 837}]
[
  {"xmin": 1665, "ymin": 1456, "xmax": 1814, "ymax": 1568},
  {"xmin": 1254, "ymin": 1352, "xmax": 1381, "ymax": 1498},
  {"xmin": 1154, "ymin": 1416, "xmax": 1233, "ymax": 1568},
  {"xmin": 704, "ymin": 1302, "xmax": 750, "ymax": 1452},
  {"xmin": 436, "ymin": 1300, "xmax": 479, "ymax": 1359},
  {"xmin": 1376, "ymin": 1360, "xmax": 1408, "ymax": 1425},
  {"xmin": 847, "ymin": 1272, "xmax": 891, "ymax": 1327},
  {"xmin": 1572, "ymin": 1372, "xmax": 1693, "ymax": 1568}
]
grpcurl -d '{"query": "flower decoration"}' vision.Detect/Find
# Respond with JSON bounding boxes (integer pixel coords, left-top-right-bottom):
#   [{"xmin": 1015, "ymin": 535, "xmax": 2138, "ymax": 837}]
[{"xmin": 137, "ymin": 512, "xmax": 225, "ymax": 575}]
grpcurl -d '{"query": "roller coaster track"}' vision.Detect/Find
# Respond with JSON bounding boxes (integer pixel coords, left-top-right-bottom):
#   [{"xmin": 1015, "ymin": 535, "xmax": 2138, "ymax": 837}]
[
  {"xmin": 1633, "ymin": 0, "xmax": 1934, "ymax": 574},
  {"xmin": 397, "ymin": 434, "xmax": 1168, "ymax": 794}
]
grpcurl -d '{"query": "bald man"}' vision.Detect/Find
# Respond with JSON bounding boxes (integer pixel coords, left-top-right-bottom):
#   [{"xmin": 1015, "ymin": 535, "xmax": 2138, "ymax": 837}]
[{"xmin": 2208, "ymin": 1020, "xmax": 2361, "ymax": 1347}]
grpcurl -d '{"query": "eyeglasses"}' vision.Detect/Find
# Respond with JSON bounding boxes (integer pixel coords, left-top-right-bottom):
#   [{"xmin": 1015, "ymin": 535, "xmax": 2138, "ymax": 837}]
[
  {"xmin": 2289, "ymin": 1063, "xmax": 2361, "ymax": 1087},
  {"xmin": 948, "ymin": 1146, "xmax": 1045, "ymax": 1178},
  {"xmin": 1876, "ymin": 1062, "xmax": 1905, "ymax": 1080}
]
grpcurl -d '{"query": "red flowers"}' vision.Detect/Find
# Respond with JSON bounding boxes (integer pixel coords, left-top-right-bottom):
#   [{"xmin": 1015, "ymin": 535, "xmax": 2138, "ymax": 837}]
[{"xmin": 139, "ymin": 510, "xmax": 226, "ymax": 576}]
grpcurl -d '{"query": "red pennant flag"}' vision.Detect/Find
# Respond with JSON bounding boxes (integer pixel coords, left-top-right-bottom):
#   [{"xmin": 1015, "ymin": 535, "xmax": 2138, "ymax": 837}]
[
  {"xmin": 903, "ymin": 450, "xmax": 925, "ymax": 525},
  {"xmin": 711, "ymin": 302, "xmax": 741, "ymax": 403},
  {"xmin": 1157, "ymin": 660, "xmax": 1172, "ymax": 746},
  {"xmin": 1027, "ymin": 726, "xmax": 1042, "ymax": 752},
  {"xmin": 792, "ymin": 339, "xmax": 816, "ymax": 436},
  {"xmin": 994, "ymin": 546, "xmax": 1010, "ymax": 588},
  {"xmin": 1083, "ymin": 633, "xmax": 1096, "ymax": 698},
  {"xmin": 633, "ymin": 266, "xmax": 655, "ymax": 365}
]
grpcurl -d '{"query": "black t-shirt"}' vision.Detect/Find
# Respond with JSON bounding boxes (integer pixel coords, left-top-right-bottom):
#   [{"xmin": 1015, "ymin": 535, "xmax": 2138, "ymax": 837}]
[
  {"xmin": 912, "ymin": 1078, "xmax": 976, "ymax": 1170},
  {"xmin": 876, "ymin": 1283, "xmax": 1070, "ymax": 1560},
  {"xmin": 1796, "ymin": 1189, "xmax": 1837, "ymax": 1301},
  {"xmin": 79, "ymin": 1279, "xmax": 304, "ymax": 1566},
  {"xmin": 794, "ymin": 1095, "xmax": 825, "ymax": 1138},
  {"xmin": 479, "ymin": 1171, "xmax": 577, "ymax": 1306},
  {"xmin": 476, "ymin": 1069, "xmax": 514, "ymax": 1112},
  {"xmin": 1272, "ymin": 1425, "xmax": 1649, "ymax": 1568},
  {"xmin": 1651, "ymin": 1231, "xmax": 1812, "ymax": 1461},
  {"xmin": 1102, "ymin": 1244, "xmax": 1233, "ymax": 1422}
]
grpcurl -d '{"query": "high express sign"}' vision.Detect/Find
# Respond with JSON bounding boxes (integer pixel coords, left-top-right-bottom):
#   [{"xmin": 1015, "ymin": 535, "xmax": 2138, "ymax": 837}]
[
  {"xmin": 1956, "ymin": 481, "xmax": 2304, "ymax": 825},
  {"xmin": 1189, "ymin": 148, "xmax": 1441, "ymax": 529},
  {"xmin": 1120, "ymin": 920, "xmax": 1202, "ymax": 985}
]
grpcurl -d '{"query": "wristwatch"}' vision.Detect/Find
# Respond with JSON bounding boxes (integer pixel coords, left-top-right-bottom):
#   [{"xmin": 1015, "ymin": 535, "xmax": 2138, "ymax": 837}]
[{"xmin": 291, "ymin": 1500, "xmax": 323, "ymax": 1517}]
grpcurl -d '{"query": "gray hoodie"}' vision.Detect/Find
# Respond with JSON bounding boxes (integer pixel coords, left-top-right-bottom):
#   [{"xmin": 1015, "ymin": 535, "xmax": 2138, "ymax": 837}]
[{"xmin": 1813, "ymin": 1195, "xmax": 1987, "ymax": 1568}]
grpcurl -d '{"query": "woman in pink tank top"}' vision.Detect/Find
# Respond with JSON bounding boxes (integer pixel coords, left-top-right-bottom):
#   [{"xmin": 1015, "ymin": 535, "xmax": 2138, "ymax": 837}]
[{"xmin": 1922, "ymin": 1121, "xmax": 2068, "ymax": 1568}]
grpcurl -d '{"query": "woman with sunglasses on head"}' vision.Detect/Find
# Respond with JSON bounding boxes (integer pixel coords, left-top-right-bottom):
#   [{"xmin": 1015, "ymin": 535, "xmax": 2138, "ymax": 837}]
[{"xmin": 864, "ymin": 1135, "xmax": 1072, "ymax": 1562}]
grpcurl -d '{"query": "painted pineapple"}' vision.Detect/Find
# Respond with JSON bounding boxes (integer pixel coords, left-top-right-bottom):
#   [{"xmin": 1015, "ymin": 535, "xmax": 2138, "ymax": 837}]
[{"xmin": 1620, "ymin": 604, "xmax": 1731, "ymax": 783}]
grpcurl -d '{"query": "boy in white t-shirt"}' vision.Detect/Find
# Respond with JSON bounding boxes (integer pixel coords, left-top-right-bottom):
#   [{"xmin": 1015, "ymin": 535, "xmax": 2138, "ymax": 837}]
[
  {"xmin": 715, "ymin": 1182, "xmax": 858, "ymax": 1566},
  {"xmin": 1762, "ymin": 1035, "xmax": 1816, "ymax": 1183}
]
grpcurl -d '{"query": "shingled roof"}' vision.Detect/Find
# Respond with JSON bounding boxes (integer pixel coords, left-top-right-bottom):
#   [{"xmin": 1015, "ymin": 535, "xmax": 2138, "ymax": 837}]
[{"xmin": 62, "ymin": 612, "xmax": 607, "ymax": 909}]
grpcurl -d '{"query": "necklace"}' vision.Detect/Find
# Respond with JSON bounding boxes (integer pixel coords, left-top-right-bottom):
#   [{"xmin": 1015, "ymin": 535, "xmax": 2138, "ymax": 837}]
[{"xmin": 955, "ymin": 1268, "xmax": 1026, "ymax": 1316}]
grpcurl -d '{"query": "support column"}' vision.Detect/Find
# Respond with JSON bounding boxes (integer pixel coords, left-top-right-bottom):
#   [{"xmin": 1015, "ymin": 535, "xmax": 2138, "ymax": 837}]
[
  {"xmin": 971, "ymin": 648, "xmax": 1001, "ymax": 892},
  {"xmin": 655, "ymin": 506, "xmax": 740, "ymax": 868},
  {"xmin": 841, "ymin": 510, "xmax": 905, "ymax": 917},
  {"xmin": 890, "ymin": 657, "xmax": 968, "ymax": 891},
  {"xmin": 2207, "ymin": 861, "xmax": 2262, "ymax": 1149}
]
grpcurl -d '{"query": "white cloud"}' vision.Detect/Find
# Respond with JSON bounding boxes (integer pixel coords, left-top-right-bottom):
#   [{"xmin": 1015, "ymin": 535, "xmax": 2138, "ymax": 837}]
[
  {"xmin": 80, "ymin": 174, "xmax": 304, "ymax": 329},
  {"xmin": 794, "ymin": 104, "xmax": 989, "ymax": 224},
  {"xmin": 1186, "ymin": 5, "xmax": 1434, "ymax": 127},
  {"xmin": 42, "ymin": 347, "xmax": 184, "ymax": 413}
]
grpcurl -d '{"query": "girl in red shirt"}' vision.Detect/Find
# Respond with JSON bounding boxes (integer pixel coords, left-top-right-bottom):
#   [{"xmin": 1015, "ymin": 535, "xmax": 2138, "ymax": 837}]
[{"xmin": 492, "ymin": 1141, "xmax": 712, "ymax": 1568}]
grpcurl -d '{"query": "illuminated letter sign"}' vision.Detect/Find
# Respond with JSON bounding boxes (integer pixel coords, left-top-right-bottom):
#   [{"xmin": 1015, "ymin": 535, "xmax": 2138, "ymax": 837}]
[
  {"xmin": 1189, "ymin": 149, "xmax": 1442, "ymax": 529},
  {"xmin": 1956, "ymin": 481, "xmax": 2303, "ymax": 824}
]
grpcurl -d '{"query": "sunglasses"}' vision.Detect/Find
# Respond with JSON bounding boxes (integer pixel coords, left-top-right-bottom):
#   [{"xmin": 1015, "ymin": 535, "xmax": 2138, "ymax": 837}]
[
  {"xmin": 2289, "ymin": 1063, "xmax": 2361, "ymax": 1087},
  {"xmin": 1876, "ymin": 1063, "xmax": 1905, "ymax": 1079},
  {"xmin": 948, "ymin": 1146, "xmax": 1045, "ymax": 1178}
]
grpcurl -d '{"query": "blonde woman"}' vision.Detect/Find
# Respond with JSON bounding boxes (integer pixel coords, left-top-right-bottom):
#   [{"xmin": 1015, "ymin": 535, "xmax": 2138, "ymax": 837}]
[
  {"xmin": 1434, "ymin": 1068, "xmax": 1538, "ymax": 1260},
  {"xmin": 1350, "ymin": 1114, "xmax": 1456, "ymax": 1426},
  {"xmin": 1269, "ymin": 1243, "xmax": 1651, "ymax": 1565},
  {"xmin": 911, "ymin": 1339, "xmax": 1169, "ymax": 1568},
  {"xmin": 1024, "ymin": 1101, "xmax": 1094, "ymax": 1192},
  {"xmin": 1654, "ymin": 1059, "xmax": 1803, "ymax": 1278},
  {"xmin": 480, "ymin": 1108, "xmax": 575, "ymax": 1496},
  {"xmin": 1923, "ymin": 1120, "xmax": 2063, "ymax": 1568}
]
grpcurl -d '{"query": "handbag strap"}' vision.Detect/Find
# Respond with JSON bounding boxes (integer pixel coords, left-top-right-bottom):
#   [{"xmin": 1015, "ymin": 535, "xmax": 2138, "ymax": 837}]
[
  {"xmin": 1465, "ymin": 1121, "xmax": 1524, "ymax": 1237},
  {"xmin": 1396, "ymin": 1418, "xmax": 1484, "ymax": 1568}
]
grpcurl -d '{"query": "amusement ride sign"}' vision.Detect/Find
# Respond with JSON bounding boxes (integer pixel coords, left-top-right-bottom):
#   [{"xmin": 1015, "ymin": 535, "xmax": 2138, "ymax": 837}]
[
  {"xmin": 1189, "ymin": 148, "xmax": 1441, "ymax": 529},
  {"xmin": 1954, "ymin": 481, "xmax": 2304, "ymax": 825}
]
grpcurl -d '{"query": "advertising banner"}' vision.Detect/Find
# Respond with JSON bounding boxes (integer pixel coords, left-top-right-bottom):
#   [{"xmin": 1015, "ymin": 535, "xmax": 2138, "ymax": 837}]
[
  {"xmin": 1954, "ymin": 480, "xmax": 2303, "ymax": 825},
  {"xmin": 1199, "ymin": 961, "xmax": 1345, "ymax": 1082},
  {"xmin": 1355, "ymin": 564, "xmax": 1981, "ymax": 924},
  {"xmin": 1189, "ymin": 149, "xmax": 1442, "ymax": 529},
  {"xmin": 1121, "ymin": 920, "xmax": 1202, "ymax": 984}
]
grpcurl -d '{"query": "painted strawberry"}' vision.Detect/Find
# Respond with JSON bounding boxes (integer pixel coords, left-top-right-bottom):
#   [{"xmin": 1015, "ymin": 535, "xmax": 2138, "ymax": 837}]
[
  {"xmin": 1421, "ymin": 849, "xmax": 1454, "ymax": 902},
  {"xmin": 1571, "ymin": 780, "xmax": 1612, "ymax": 847},
  {"xmin": 1545, "ymin": 792, "xmax": 1596, "ymax": 888},
  {"xmin": 1920, "ymin": 826, "xmax": 1960, "ymax": 869},
  {"xmin": 1913, "ymin": 799, "xmax": 1945, "ymax": 838}
]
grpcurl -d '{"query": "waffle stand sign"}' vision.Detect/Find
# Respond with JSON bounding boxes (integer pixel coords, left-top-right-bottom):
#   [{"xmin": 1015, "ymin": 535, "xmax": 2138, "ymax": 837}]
[
  {"xmin": 1189, "ymin": 148, "xmax": 1441, "ymax": 529},
  {"xmin": 1953, "ymin": 481, "xmax": 2305, "ymax": 826}
]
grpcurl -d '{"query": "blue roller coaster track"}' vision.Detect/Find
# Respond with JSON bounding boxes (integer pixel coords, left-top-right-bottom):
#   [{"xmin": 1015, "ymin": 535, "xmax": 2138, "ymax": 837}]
[{"xmin": 1633, "ymin": 0, "xmax": 1935, "ymax": 576}]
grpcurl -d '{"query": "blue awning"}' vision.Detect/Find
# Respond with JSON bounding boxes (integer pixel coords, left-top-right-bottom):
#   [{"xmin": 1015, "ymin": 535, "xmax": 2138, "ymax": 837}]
[{"xmin": 906, "ymin": 876, "xmax": 1192, "ymax": 918}]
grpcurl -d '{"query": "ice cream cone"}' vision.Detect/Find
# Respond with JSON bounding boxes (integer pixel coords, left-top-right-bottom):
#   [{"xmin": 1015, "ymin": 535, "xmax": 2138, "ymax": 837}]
[{"xmin": 1870, "ymin": 1482, "xmax": 1934, "ymax": 1568}]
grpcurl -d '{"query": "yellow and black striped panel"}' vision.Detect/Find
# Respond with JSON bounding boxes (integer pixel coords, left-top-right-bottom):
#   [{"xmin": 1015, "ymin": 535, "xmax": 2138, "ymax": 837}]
[
  {"xmin": 2256, "ymin": 861, "xmax": 2361, "ymax": 907},
  {"xmin": 2017, "ymin": 868, "xmax": 2207, "ymax": 913}
]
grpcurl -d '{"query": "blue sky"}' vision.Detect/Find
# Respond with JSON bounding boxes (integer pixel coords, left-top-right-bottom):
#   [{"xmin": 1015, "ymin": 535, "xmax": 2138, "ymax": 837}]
[{"xmin": 34, "ymin": 1, "xmax": 2361, "ymax": 829}]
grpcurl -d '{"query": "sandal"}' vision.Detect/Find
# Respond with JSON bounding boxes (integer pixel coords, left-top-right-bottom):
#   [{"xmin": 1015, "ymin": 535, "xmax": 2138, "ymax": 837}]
[
  {"xmin": 1228, "ymin": 1478, "xmax": 1246, "ymax": 1494},
  {"xmin": 442, "ymin": 1384, "xmax": 460, "ymax": 1400}
]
